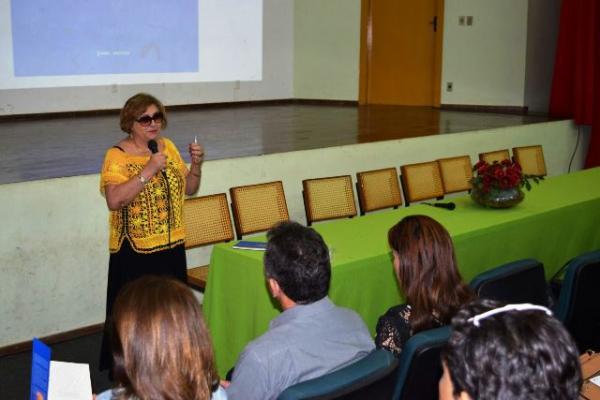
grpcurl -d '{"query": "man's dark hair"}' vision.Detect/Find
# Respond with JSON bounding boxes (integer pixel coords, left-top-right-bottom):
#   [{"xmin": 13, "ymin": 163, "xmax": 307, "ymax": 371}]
[
  {"xmin": 442, "ymin": 299, "xmax": 582, "ymax": 400},
  {"xmin": 264, "ymin": 221, "xmax": 330, "ymax": 304}
]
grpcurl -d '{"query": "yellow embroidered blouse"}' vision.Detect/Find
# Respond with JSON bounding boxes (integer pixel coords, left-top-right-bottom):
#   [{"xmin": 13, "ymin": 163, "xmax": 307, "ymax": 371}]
[{"xmin": 100, "ymin": 137, "xmax": 188, "ymax": 254}]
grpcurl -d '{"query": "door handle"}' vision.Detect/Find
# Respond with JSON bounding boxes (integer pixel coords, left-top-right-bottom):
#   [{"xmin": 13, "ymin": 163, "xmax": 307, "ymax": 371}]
[{"xmin": 430, "ymin": 16, "xmax": 438, "ymax": 32}]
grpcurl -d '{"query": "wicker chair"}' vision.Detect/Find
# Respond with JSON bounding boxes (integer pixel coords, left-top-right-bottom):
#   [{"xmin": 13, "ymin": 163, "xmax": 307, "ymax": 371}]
[
  {"xmin": 512, "ymin": 145, "xmax": 547, "ymax": 176},
  {"xmin": 400, "ymin": 161, "xmax": 444, "ymax": 206},
  {"xmin": 437, "ymin": 155, "xmax": 473, "ymax": 194},
  {"xmin": 230, "ymin": 181, "xmax": 290, "ymax": 239},
  {"xmin": 356, "ymin": 167, "xmax": 403, "ymax": 215},
  {"xmin": 183, "ymin": 193, "xmax": 234, "ymax": 290},
  {"xmin": 303, "ymin": 175, "xmax": 357, "ymax": 225},
  {"xmin": 478, "ymin": 149, "xmax": 510, "ymax": 164}
]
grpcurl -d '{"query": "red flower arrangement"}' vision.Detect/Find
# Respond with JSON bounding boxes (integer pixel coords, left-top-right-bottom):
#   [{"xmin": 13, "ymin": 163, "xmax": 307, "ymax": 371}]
[{"xmin": 471, "ymin": 159, "xmax": 543, "ymax": 194}]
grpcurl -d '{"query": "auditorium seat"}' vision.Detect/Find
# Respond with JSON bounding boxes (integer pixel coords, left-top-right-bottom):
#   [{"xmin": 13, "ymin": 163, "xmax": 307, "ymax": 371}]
[
  {"xmin": 437, "ymin": 155, "xmax": 473, "ymax": 194},
  {"xmin": 469, "ymin": 259, "xmax": 551, "ymax": 307},
  {"xmin": 392, "ymin": 326, "xmax": 451, "ymax": 400},
  {"xmin": 183, "ymin": 193, "xmax": 234, "ymax": 290},
  {"xmin": 512, "ymin": 145, "xmax": 547, "ymax": 176},
  {"xmin": 553, "ymin": 249, "xmax": 600, "ymax": 352},
  {"xmin": 230, "ymin": 181, "xmax": 290, "ymax": 239},
  {"xmin": 277, "ymin": 349, "xmax": 398, "ymax": 400},
  {"xmin": 302, "ymin": 175, "xmax": 357, "ymax": 225},
  {"xmin": 356, "ymin": 167, "xmax": 403, "ymax": 215},
  {"xmin": 399, "ymin": 161, "xmax": 444, "ymax": 206}
]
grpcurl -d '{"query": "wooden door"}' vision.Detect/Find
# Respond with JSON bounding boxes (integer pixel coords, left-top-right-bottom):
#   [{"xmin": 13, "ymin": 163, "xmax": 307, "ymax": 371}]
[{"xmin": 359, "ymin": 0, "xmax": 444, "ymax": 106}]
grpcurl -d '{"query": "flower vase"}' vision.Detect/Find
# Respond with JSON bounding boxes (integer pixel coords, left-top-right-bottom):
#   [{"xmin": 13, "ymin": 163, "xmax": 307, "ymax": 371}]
[{"xmin": 471, "ymin": 187, "xmax": 524, "ymax": 208}]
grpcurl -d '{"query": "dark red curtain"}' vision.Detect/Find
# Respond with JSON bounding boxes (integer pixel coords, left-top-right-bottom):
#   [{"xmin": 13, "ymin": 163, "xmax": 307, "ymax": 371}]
[{"xmin": 549, "ymin": 0, "xmax": 600, "ymax": 168}]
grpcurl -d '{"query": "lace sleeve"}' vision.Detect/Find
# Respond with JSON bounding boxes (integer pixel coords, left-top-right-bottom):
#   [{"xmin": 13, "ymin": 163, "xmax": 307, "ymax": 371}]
[{"xmin": 375, "ymin": 304, "xmax": 412, "ymax": 356}]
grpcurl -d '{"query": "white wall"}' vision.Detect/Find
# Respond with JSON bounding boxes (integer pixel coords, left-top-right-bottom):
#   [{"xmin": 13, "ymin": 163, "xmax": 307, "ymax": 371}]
[
  {"xmin": 441, "ymin": 0, "xmax": 529, "ymax": 106},
  {"xmin": 0, "ymin": 1, "xmax": 560, "ymax": 114},
  {"xmin": 292, "ymin": 0, "xmax": 552, "ymax": 108},
  {"xmin": 0, "ymin": 120, "xmax": 589, "ymax": 347},
  {"xmin": 0, "ymin": 0, "xmax": 294, "ymax": 116},
  {"xmin": 293, "ymin": 0, "xmax": 361, "ymax": 100}
]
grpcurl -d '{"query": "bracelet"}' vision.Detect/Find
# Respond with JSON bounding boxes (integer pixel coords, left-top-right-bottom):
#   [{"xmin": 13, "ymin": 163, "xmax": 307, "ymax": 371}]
[
  {"xmin": 190, "ymin": 171, "xmax": 201, "ymax": 177},
  {"xmin": 138, "ymin": 174, "xmax": 148, "ymax": 185}
]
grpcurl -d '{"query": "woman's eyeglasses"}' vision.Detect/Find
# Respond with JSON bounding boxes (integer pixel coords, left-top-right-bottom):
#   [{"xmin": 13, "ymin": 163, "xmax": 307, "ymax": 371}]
[{"xmin": 136, "ymin": 112, "xmax": 163, "ymax": 127}]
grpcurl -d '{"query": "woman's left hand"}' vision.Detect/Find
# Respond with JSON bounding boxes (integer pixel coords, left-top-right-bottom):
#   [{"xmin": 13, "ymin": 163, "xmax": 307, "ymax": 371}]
[{"xmin": 188, "ymin": 142, "xmax": 204, "ymax": 166}]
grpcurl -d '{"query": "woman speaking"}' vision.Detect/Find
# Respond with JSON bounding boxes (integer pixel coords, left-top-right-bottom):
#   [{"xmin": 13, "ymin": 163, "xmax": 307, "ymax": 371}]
[{"xmin": 99, "ymin": 93, "xmax": 204, "ymax": 371}]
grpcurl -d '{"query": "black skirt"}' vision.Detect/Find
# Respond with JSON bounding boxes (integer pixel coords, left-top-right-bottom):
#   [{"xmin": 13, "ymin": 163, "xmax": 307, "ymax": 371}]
[{"xmin": 99, "ymin": 239, "xmax": 187, "ymax": 371}]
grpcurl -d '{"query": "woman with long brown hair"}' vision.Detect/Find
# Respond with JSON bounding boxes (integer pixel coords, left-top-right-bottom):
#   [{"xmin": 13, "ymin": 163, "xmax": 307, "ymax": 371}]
[
  {"xmin": 375, "ymin": 215, "xmax": 473, "ymax": 356},
  {"xmin": 97, "ymin": 276, "xmax": 226, "ymax": 400}
]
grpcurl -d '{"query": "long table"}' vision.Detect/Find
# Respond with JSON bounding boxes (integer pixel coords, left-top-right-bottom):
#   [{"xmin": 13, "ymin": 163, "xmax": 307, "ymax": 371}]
[{"xmin": 203, "ymin": 167, "xmax": 600, "ymax": 375}]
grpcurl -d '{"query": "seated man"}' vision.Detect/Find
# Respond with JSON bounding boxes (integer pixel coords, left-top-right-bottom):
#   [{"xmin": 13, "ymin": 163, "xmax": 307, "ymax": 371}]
[
  {"xmin": 439, "ymin": 299, "xmax": 582, "ymax": 400},
  {"xmin": 224, "ymin": 221, "xmax": 375, "ymax": 400}
]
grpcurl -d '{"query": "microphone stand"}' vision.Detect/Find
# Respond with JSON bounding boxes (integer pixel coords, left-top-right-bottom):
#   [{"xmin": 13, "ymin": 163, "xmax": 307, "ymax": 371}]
[{"xmin": 148, "ymin": 140, "xmax": 171, "ymax": 247}]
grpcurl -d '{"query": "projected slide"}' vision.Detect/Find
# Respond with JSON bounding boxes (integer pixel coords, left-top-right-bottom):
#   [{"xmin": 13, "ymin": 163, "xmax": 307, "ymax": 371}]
[
  {"xmin": 11, "ymin": 1, "xmax": 198, "ymax": 76},
  {"xmin": 0, "ymin": 0, "xmax": 262, "ymax": 89}
]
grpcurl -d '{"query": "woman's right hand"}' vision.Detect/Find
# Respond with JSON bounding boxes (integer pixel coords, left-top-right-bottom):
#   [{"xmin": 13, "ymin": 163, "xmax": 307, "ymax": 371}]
[{"xmin": 145, "ymin": 152, "xmax": 167, "ymax": 176}]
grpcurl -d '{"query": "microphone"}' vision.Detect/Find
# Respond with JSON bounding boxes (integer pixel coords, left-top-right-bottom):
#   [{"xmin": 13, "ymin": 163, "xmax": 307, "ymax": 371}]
[
  {"xmin": 148, "ymin": 139, "xmax": 159, "ymax": 154},
  {"xmin": 148, "ymin": 139, "xmax": 166, "ymax": 176},
  {"xmin": 424, "ymin": 202, "xmax": 456, "ymax": 210}
]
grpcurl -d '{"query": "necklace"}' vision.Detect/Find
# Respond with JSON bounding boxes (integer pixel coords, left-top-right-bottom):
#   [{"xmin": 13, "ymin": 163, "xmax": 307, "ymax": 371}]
[{"xmin": 128, "ymin": 136, "xmax": 151, "ymax": 155}]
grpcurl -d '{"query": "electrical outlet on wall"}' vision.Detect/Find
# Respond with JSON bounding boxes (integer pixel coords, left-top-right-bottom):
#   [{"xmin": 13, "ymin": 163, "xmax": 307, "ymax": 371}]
[
  {"xmin": 459, "ymin": 16, "xmax": 465, "ymax": 26},
  {"xmin": 446, "ymin": 82, "xmax": 453, "ymax": 92},
  {"xmin": 466, "ymin": 16, "xmax": 473, "ymax": 26}
]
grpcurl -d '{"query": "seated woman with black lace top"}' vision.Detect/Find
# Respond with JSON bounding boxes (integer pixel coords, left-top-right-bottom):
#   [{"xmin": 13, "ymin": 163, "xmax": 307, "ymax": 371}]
[{"xmin": 375, "ymin": 215, "xmax": 474, "ymax": 356}]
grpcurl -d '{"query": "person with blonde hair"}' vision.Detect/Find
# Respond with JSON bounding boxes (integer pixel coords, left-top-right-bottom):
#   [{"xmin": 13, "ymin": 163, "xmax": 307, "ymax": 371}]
[{"xmin": 97, "ymin": 276, "xmax": 226, "ymax": 400}]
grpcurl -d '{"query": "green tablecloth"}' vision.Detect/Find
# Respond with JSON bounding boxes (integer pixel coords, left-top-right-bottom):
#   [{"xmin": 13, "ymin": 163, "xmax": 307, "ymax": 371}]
[{"xmin": 204, "ymin": 167, "xmax": 600, "ymax": 376}]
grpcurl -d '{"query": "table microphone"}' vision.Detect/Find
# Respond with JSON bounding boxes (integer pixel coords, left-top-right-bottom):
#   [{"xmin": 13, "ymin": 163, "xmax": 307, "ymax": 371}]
[{"xmin": 424, "ymin": 202, "xmax": 456, "ymax": 210}]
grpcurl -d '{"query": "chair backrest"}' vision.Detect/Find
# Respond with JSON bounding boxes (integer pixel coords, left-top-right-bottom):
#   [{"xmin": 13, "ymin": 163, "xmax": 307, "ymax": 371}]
[
  {"xmin": 554, "ymin": 250, "xmax": 600, "ymax": 352},
  {"xmin": 399, "ymin": 161, "xmax": 444, "ymax": 205},
  {"xmin": 302, "ymin": 175, "xmax": 357, "ymax": 225},
  {"xmin": 479, "ymin": 149, "xmax": 510, "ymax": 164},
  {"xmin": 356, "ymin": 167, "xmax": 403, "ymax": 215},
  {"xmin": 277, "ymin": 349, "xmax": 398, "ymax": 400},
  {"xmin": 437, "ymin": 155, "xmax": 473, "ymax": 194},
  {"xmin": 469, "ymin": 259, "xmax": 551, "ymax": 307},
  {"xmin": 392, "ymin": 326, "xmax": 451, "ymax": 400},
  {"xmin": 183, "ymin": 193, "xmax": 234, "ymax": 248},
  {"xmin": 230, "ymin": 181, "xmax": 290, "ymax": 239},
  {"xmin": 512, "ymin": 145, "xmax": 547, "ymax": 176}
]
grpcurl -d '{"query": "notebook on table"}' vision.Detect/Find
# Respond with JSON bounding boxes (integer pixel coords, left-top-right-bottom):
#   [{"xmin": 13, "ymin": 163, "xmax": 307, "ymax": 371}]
[{"xmin": 233, "ymin": 241, "xmax": 267, "ymax": 251}]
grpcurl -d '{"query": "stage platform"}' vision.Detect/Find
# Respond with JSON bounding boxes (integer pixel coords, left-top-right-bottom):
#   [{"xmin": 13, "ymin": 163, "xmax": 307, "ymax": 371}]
[{"xmin": 0, "ymin": 103, "xmax": 550, "ymax": 184}]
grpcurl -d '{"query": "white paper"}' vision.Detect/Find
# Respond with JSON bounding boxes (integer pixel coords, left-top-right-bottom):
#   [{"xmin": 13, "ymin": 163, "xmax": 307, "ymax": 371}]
[
  {"xmin": 47, "ymin": 361, "xmax": 92, "ymax": 400},
  {"xmin": 591, "ymin": 374, "xmax": 600, "ymax": 387}
]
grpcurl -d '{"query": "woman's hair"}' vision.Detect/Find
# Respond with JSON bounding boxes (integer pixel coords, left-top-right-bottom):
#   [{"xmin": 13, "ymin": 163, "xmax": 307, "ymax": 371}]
[
  {"xmin": 111, "ymin": 276, "xmax": 217, "ymax": 400},
  {"xmin": 388, "ymin": 215, "xmax": 473, "ymax": 332},
  {"xmin": 119, "ymin": 92, "xmax": 168, "ymax": 134},
  {"xmin": 442, "ymin": 299, "xmax": 582, "ymax": 400}
]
